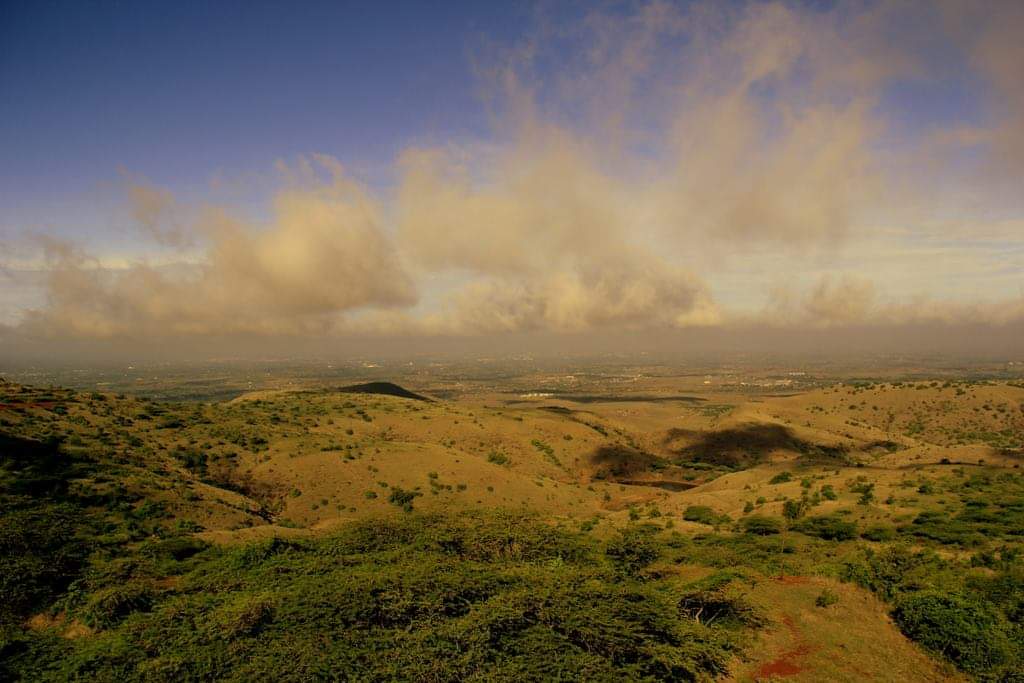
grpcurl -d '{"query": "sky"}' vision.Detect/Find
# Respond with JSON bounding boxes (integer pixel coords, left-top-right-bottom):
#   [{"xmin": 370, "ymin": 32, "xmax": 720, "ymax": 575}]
[{"xmin": 1, "ymin": 0, "xmax": 1023, "ymax": 362}]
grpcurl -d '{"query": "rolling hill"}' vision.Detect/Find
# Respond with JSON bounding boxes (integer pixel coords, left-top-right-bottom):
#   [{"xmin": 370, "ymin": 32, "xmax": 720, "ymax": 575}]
[{"xmin": 1, "ymin": 377, "xmax": 1021, "ymax": 680}]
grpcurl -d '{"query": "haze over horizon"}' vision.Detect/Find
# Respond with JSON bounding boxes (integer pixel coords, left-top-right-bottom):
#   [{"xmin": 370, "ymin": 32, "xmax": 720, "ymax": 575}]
[{"xmin": 2, "ymin": 0, "xmax": 1023, "ymax": 362}]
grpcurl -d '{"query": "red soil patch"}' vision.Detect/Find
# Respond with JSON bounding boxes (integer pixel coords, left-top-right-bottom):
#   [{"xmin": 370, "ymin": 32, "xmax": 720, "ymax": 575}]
[
  {"xmin": 753, "ymin": 614, "xmax": 817, "ymax": 679},
  {"xmin": 755, "ymin": 643, "xmax": 814, "ymax": 678}
]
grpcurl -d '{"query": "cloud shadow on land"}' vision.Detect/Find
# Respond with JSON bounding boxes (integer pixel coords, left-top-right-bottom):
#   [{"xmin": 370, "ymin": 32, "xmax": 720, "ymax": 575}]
[{"xmin": 664, "ymin": 423, "xmax": 850, "ymax": 468}]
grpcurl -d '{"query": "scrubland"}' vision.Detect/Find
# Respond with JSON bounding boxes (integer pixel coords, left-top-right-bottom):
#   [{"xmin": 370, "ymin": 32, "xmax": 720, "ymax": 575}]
[{"xmin": 1, "ymin": 376, "xmax": 1022, "ymax": 681}]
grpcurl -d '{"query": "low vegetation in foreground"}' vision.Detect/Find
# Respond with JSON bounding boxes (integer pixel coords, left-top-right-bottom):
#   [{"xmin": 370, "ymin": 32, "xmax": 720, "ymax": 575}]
[{"xmin": 3, "ymin": 508, "xmax": 757, "ymax": 681}]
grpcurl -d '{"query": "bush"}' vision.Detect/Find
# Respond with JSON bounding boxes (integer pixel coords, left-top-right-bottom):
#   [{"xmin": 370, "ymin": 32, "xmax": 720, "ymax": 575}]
[
  {"xmin": 792, "ymin": 515, "xmax": 857, "ymax": 541},
  {"xmin": 741, "ymin": 516, "xmax": 782, "ymax": 536},
  {"xmin": 3, "ymin": 512, "xmax": 745, "ymax": 681},
  {"xmin": 387, "ymin": 487, "xmax": 421, "ymax": 512},
  {"xmin": 0, "ymin": 502, "xmax": 88, "ymax": 623},
  {"xmin": 782, "ymin": 499, "xmax": 807, "ymax": 521},
  {"xmin": 683, "ymin": 505, "xmax": 721, "ymax": 526},
  {"xmin": 678, "ymin": 572, "xmax": 765, "ymax": 628},
  {"xmin": 893, "ymin": 592, "xmax": 1013, "ymax": 675},
  {"xmin": 769, "ymin": 472, "xmax": 793, "ymax": 485},
  {"xmin": 486, "ymin": 452, "xmax": 509, "ymax": 466},
  {"xmin": 861, "ymin": 525, "xmax": 896, "ymax": 542},
  {"xmin": 841, "ymin": 546, "xmax": 940, "ymax": 601},
  {"xmin": 815, "ymin": 589, "xmax": 839, "ymax": 608},
  {"xmin": 81, "ymin": 582, "xmax": 157, "ymax": 629},
  {"xmin": 605, "ymin": 527, "xmax": 660, "ymax": 575},
  {"xmin": 143, "ymin": 537, "xmax": 208, "ymax": 561}
]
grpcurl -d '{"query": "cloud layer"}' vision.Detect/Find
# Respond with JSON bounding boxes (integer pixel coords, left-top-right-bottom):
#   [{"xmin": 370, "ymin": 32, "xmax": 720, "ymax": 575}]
[
  {"xmin": 20, "ymin": 171, "xmax": 415, "ymax": 337},
  {"xmin": 3, "ymin": 0, "xmax": 1023, "ymax": 349}
]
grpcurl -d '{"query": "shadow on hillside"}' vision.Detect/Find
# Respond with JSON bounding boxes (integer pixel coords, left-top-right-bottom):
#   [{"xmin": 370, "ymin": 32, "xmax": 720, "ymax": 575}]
[
  {"xmin": 0, "ymin": 433, "xmax": 77, "ymax": 498},
  {"xmin": 664, "ymin": 423, "xmax": 849, "ymax": 468},
  {"xmin": 588, "ymin": 445, "xmax": 703, "ymax": 490},
  {"xmin": 539, "ymin": 406, "xmax": 574, "ymax": 415},
  {"xmin": 590, "ymin": 444, "xmax": 663, "ymax": 477}
]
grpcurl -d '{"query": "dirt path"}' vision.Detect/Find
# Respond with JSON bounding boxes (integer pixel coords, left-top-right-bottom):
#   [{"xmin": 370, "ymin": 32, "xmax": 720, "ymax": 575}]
[{"xmin": 726, "ymin": 575, "xmax": 961, "ymax": 682}]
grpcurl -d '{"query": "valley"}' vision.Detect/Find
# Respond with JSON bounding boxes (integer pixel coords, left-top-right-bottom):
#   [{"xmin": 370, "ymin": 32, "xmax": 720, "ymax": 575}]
[{"xmin": 2, "ymin": 365, "xmax": 1021, "ymax": 680}]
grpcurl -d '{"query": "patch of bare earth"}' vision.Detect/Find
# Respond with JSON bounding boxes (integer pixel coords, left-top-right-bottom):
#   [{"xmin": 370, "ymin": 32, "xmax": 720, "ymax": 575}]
[{"xmin": 727, "ymin": 576, "xmax": 962, "ymax": 682}]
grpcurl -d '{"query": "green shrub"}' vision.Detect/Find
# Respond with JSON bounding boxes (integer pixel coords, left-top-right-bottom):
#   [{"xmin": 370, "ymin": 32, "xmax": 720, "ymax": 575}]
[
  {"xmin": 4, "ymin": 513, "xmax": 745, "ymax": 681},
  {"xmin": 486, "ymin": 452, "xmax": 509, "ymax": 466},
  {"xmin": 683, "ymin": 505, "xmax": 721, "ymax": 525},
  {"xmin": 605, "ymin": 527, "xmax": 660, "ymax": 575},
  {"xmin": 206, "ymin": 594, "xmax": 277, "ymax": 639},
  {"xmin": 741, "ymin": 516, "xmax": 782, "ymax": 536},
  {"xmin": 840, "ymin": 546, "xmax": 941, "ymax": 601},
  {"xmin": 893, "ymin": 592, "xmax": 1014, "ymax": 675},
  {"xmin": 782, "ymin": 499, "xmax": 808, "ymax": 521},
  {"xmin": 815, "ymin": 589, "xmax": 839, "ymax": 608},
  {"xmin": 861, "ymin": 525, "xmax": 896, "ymax": 542},
  {"xmin": 387, "ymin": 487, "xmax": 422, "ymax": 512},
  {"xmin": 143, "ymin": 536, "xmax": 208, "ymax": 561},
  {"xmin": 81, "ymin": 582, "xmax": 157, "ymax": 629},
  {"xmin": 677, "ymin": 572, "xmax": 765, "ymax": 628},
  {"xmin": 769, "ymin": 472, "xmax": 793, "ymax": 485},
  {"xmin": 792, "ymin": 515, "xmax": 857, "ymax": 541},
  {"xmin": 0, "ymin": 502, "xmax": 88, "ymax": 623}
]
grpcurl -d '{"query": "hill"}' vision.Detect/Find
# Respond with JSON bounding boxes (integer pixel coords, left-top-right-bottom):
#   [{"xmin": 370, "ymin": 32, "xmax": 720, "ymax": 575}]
[
  {"xmin": 1, "ymin": 378, "xmax": 1021, "ymax": 680},
  {"xmin": 337, "ymin": 381, "xmax": 433, "ymax": 402}
]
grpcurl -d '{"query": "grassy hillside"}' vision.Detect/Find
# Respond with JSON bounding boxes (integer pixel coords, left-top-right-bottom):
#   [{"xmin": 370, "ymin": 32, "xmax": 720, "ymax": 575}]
[{"xmin": 1, "ymin": 377, "xmax": 1021, "ymax": 680}]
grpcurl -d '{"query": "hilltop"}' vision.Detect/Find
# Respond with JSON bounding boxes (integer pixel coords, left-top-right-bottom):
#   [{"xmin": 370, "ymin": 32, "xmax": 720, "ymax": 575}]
[{"xmin": 337, "ymin": 381, "xmax": 433, "ymax": 402}]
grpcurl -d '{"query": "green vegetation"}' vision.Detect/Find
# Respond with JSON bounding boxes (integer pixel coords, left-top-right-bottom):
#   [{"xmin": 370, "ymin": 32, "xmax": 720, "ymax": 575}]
[
  {"xmin": 486, "ymin": 451, "xmax": 509, "ymax": 466},
  {"xmin": 842, "ymin": 542, "xmax": 1023, "ymax": 679},
  {"xmin": 740, "ymin": 516, "xmax": 782, "ymax": 536},
  {"xmin": 387, "ymin": 486, "xmax": 421, "ymax": 512},
  {"xmin": 2, "ymin": 512, "xmax": 753, "ymax": 681},
  {"xmin": 893, "ymin": 592, "xmax": 1015, "ymax": 675},
  {"xmin": 815, "ymin": 589, "xmax": 839, "ymax": 608},
  {"xmin": 530, "ymin": 439, "xmax": 562, "ymax": 469},
  {"xmin": 791, "ymin": 514, "xmax": 858, "ymax": 541},
  {"xmin": 682, "ymin": 505, "xmax": 729, "ymax": 526}
]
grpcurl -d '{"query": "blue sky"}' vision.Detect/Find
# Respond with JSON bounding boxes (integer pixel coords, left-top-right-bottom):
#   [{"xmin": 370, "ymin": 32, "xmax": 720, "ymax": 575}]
[
  {"xmin": 0, "ymin": 0, "xmax": 994, "ymax": 226},
  {"xmin": 1, "ymin": 1, "xmax": 528, "ymax": 224},
  {"xmin": 3, "ymin": 1, "xmax": 985, "ymax": 200}
]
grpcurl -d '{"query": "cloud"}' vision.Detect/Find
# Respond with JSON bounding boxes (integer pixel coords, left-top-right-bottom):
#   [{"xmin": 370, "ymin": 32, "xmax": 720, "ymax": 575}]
[
  {"xmin": 939, "ymin": 0, "xmax": 1024, "ymax": 176},
  {"xmin": 759, "ymin": 274, "xmax": 1024, "ymax": 329},
  {"xmin": 395, "ymin": 123, "xmax": 721, "ymax": 334},
  {"xmin": 427, "ymin": 264, "xmax": 718, "ymax": 335},
  {"xmin": 126, "ymin": 182, "xmax": 191, "ymax": 248},
  {"xmin": 763, "ymin": 275, "xmax": 877, "ymax": 327},
  {"xmin": 20, "ymin": 160, "xmax": 416, "ymax": 337}
]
